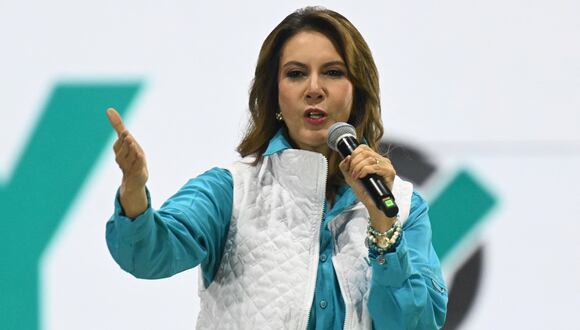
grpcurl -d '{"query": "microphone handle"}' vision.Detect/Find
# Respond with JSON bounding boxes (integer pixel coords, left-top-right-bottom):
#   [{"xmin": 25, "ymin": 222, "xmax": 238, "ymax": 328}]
[{"xmin": 336, "ymin": 136, "xmax": 399, "ymax": 218}]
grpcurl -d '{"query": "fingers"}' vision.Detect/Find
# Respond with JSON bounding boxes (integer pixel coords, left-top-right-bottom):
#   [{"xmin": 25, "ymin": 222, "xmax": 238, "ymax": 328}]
[
  {"xmin": 116, "ymin": 134, "xmax": 130, "ymax": 160},
  {"xmin": 106, "ymin": 108, "xmax": 127, "ymax": 137},
  {"xmin": 338, "ymin": 155, "xmax": 352, "ymax": 178},
  {"xmin": 107, "ymin": 107, "xmax": 144, "ymax": 169},
  {"xmin": 114, "ymin": 131, "xmax": 145, "ymax": 174},
  {"xmin": 107, "ymin": 108, "xmax": 148, "ymax": 188},
  {"xmin": 353, "ymin": 157, "xmax": 393, "ymax": 179},
  {"xmin": 112, "ymin": 133, "xmax": 123, "ymax": 153},
  {"xmin": 346, "ymin": 145, "xmax": 395, "ymax": 183},
  {"xmin": 339, "ymin": 155, "xmax": 366, "ymax": 192}
]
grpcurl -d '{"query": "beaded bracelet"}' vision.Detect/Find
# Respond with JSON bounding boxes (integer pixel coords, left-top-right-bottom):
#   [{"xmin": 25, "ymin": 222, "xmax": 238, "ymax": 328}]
[{"xmin": 366, "ymin": 218, "xmax": 402, "ymax": 255}]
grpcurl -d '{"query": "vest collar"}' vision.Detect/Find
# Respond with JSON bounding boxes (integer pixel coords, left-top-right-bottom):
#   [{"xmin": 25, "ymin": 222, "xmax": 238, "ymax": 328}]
[{"xmin": 262, "ymin": 128, "xmax": 360, "ymax": 215}]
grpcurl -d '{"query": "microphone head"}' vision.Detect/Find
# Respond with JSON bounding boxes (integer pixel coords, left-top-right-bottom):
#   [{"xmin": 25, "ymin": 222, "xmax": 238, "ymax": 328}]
[{"xmin": 327, "ymin": 122, "xmax": 357, "ymax": 151}]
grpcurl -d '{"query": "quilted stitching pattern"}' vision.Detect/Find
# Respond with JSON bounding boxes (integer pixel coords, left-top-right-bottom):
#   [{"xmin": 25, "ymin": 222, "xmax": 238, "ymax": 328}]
[
  {"xmin": 196, "ymin": 150, "xmax": 413, "ymax": 330},
  {"xmin": 197, "ymin": 151, "xmax": 326, "ymax": 330}
]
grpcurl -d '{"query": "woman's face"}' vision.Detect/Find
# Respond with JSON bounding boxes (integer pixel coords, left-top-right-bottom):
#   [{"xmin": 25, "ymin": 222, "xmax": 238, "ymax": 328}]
[{"xmin": 278, "ymin": 30, "xmax": 353, "ymax": 156}]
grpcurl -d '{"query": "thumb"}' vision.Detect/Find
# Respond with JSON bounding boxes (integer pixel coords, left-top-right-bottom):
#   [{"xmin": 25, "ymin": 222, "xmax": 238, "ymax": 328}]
[
  {"xmin": 338, "ymin": 156, "xmax": 351, "ymax": 178},
  {"xmin": 106, "ymin": 108, "xmax": 127, "ymax": 136}
]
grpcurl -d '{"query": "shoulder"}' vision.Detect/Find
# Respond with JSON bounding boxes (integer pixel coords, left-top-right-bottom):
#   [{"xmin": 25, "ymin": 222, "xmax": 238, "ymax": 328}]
[
  {"xmin": 410, "ymin": 190, "xmax": 429, "ymax": 214},
  {"xmin": 166, "ymin": 167, "xmax": 233, "ymax": 206},
  {"xmin": 185, "ymin": 167, "xmax": 232, "ymax": 190},
  {"xmin": 155, "ymin": 166, "xmax": 234, "ymax": 228},
  {"xmin": 197, "ymin": 167, "xmax": 232, "ymax": 182},
  {"xmin": 402, "ymin": 190, "xmax": 431, "ymax": 230}
]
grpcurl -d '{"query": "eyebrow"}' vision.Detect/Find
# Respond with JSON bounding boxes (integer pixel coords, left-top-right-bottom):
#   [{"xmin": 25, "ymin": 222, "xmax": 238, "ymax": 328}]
[{"xmin": 281, "ymin": 60, "xmax": 346, "ymax": 69}]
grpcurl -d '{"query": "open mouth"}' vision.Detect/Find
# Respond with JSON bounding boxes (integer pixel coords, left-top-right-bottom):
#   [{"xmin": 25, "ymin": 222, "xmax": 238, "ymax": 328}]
[
  {"xmin": 304, "ymin": 109, "xmax": 327, "ymax": 120},
  {"xmin": 306, "ymin": 112, "xmax": 326, "ymax": 119}
]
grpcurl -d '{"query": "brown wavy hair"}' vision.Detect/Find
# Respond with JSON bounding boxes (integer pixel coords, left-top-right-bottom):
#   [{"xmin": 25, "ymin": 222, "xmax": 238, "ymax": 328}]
[{"xmin": 237, "ymin": 6, "xmax": 383, "ymax": 199}]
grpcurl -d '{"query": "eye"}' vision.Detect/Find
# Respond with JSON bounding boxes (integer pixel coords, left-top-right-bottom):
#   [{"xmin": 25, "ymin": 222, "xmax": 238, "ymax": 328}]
[
  {"xmin": 325, "ymin": 69, "xmax": 345, "ymax": 77},
  {"xmin": 286, "ymin": 70, "xmax": 306, "ymax": 79}
]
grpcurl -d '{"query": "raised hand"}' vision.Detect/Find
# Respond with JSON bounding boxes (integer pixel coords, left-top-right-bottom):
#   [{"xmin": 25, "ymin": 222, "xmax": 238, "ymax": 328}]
[{"xmin": 106, "ymin": 108, "xmax": 149, "ymax": 218}]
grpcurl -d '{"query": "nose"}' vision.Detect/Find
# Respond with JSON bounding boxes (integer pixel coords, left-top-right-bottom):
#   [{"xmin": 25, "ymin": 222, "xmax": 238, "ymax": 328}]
[{"xmin": 305, "ymin": 74, "xmax": 325, "ymax": 103}]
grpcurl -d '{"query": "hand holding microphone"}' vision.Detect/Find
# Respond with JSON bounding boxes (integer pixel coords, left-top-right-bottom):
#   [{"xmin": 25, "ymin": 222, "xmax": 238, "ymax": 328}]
[{"xmin": 328, "ymin": 122, "xmax": 399, "ymax": 222}]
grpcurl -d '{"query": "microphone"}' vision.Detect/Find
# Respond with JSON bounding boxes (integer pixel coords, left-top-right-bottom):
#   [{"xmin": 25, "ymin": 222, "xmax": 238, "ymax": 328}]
[{"xmin": 327, "ymin": 122, "xmax": 399, "ymax": 218}]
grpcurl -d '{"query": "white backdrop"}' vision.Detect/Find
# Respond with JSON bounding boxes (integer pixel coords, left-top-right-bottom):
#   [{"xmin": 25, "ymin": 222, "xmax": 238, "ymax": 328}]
[{"xmin": 1, "ymin": 1, "xmax": 579, "ymax": 329}]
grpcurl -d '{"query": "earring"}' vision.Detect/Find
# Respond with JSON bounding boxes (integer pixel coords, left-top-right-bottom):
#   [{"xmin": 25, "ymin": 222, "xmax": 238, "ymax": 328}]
[{"xmin": 275, "ymin": 112, "xmax": 283, "ymax": 122}]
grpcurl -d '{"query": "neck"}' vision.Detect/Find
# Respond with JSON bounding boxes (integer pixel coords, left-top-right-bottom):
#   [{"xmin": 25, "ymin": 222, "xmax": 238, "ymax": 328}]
[{"xmin": 326, "ymin": 152, "xmax": 339, "ymax": 177}]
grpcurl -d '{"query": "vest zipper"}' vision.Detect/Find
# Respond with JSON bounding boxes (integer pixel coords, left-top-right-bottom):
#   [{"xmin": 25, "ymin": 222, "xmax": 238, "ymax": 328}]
[{"xmin": 302, "ymin": 154, "xmax": 328, "ymax": 329}]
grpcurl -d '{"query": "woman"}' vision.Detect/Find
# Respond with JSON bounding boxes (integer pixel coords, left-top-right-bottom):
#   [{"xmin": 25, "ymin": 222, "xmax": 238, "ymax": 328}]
[{"xmin": 106, "ymin": 7, "xmax": 447, "ymax": 329}]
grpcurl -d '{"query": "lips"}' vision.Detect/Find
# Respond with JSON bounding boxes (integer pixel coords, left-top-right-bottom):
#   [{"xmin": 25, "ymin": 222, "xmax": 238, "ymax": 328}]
[{"xmin": 304, "ymin": 108, "xmax": 328, "ymax": 125}]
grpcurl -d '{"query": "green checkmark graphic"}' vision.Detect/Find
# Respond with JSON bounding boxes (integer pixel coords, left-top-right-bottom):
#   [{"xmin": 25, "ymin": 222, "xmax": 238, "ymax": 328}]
[
  {"xmin": 0, "ymin": 82, "xmax": 140, "ymax": 330},
  {"xmin": 430, "ymin": 169, "xmax": 497, "ymax": 263}
]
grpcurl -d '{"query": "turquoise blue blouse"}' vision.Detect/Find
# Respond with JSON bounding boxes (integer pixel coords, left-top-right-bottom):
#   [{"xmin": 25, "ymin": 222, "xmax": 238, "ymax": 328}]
[{"xmin": 106, "ymin": 130, "xmax": 447, "ymax": 329}]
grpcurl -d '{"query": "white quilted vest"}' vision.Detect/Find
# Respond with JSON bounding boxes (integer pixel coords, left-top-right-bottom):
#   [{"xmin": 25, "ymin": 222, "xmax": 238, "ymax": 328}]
[{"xmin": 196, "ymin": 149, "xmax": 413, "ymax": 330}]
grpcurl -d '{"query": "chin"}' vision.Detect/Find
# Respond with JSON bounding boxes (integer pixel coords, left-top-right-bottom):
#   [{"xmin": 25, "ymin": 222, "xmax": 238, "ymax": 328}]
[{"xmin": 304, "ymin": 130, "xmax": 327, "ymax": 142}]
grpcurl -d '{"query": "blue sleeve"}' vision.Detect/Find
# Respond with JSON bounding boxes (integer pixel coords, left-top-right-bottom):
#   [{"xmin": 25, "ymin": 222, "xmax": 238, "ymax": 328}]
[
  {"xmin": 105, "ymin": 167, "xmax": 232, "ymax": 285},
  {"xmin": 367, "ymin": 192, "xmax": 448, "ymax": 329}
]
